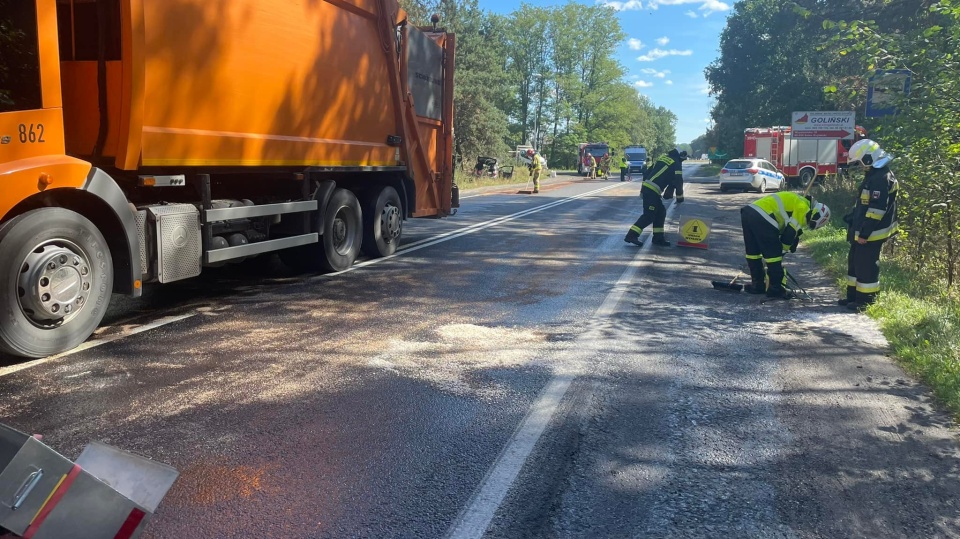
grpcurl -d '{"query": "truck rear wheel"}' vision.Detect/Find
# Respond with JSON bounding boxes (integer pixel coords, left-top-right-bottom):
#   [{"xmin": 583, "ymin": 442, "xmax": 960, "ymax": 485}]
[
  {"xmin": 0, "ymin": 209, "xmax": 113, "ymax": 358},
  {"xmin": 320, "ymin": 189, "xmax": 363, "ymax": 272},
  {"xmin": 362, "ymin": 186, "xmax": 402, "ymax": 258}
]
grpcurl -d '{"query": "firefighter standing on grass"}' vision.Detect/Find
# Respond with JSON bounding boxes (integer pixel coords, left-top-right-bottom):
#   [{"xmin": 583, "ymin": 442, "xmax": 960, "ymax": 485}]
[
  {"xmin": 623, "ymin": 148, "xmax": 687, "ymax": 247},
  {"xmin": 841, "ymin": 139, "xmax": 898, "ymax": 311},
  {"xmin": 741, "ymin": 192, "xmax": 831, "ymax": 299}
]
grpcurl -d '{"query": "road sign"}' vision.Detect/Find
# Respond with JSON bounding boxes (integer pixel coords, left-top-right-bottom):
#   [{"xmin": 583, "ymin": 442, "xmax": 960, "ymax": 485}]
[
  {"xmin": 677, "ymin": 216, "xmax": 710, "ymax": 249},
  {"xmin": 866, "ymin": 69, "xmax": 912, "ymax": 118},
  {"xmin": 790, "ymin": 111, "xmax": 856, "ymax": 139}
]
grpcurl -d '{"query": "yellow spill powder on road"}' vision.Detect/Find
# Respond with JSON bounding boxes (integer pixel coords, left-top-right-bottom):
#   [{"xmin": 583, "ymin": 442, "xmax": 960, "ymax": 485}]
[{"xmin": 369, "ymin": 323, "xmax": 550, "ymax": 398}]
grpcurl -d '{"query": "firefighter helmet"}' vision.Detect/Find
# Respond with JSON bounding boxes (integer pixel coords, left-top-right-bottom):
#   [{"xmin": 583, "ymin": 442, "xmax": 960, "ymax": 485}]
[
  {"xmin": 526, "ymin": 148, "xmax": 535, "ymax": 157},
  {"xmin": 809, "ymin": 202, "xmax": 831, "ymax": 230},
  {"xmin": 849, "ymin": 139, "xmax": 892, "ymax": 168}
]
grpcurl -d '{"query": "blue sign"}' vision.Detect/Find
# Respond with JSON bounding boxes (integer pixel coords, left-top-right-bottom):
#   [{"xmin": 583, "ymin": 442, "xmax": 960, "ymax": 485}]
[{"xmin": 866, "ymin": 70, "xmax": 912, "ymax": 118}]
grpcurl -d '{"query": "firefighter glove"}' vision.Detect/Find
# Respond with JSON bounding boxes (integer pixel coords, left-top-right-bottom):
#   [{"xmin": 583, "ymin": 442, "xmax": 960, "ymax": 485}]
[
  {"xmin": 790, "ymin": 237, "xmax": 799, "ymax": 253},
  {"xmin": 676, "ymin": 195, "xmax": 685, "ymax": 204}
]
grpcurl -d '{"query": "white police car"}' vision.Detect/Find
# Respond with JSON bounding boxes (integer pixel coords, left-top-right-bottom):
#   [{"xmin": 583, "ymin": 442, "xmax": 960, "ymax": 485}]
[{"xmin": 719, "ymin": 158, "xmax": 784, "ymax": 193}]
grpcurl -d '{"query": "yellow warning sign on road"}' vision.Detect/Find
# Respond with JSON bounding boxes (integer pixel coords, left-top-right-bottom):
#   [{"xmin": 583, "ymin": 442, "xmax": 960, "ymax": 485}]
[{"xmin": 678, "ymin": 216, "xmax": 710, "ymax": 249}]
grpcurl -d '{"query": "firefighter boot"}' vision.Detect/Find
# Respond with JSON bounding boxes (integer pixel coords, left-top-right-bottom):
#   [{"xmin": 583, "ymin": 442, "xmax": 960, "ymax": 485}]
[
  {"xmin": 623, "ymin": 228, "xmax": 644, "ymax": 247},
  {"xmin": 745, "ymin": 258, "xmax": 766, "ymax": 294},
  {"xmin": 838, "ymin": 285, "xmax": 856, "ymax": 306},
  {"xmin": 766, "ymin": 286, "xmax": 795, "ymax": 300},
  {"xmin": 651, "ymin": 232, "xmax": 671, "ymax": 247},
  {"xmin": 846, "ymin": 291, "xmax": 876, "ymax": 312}
]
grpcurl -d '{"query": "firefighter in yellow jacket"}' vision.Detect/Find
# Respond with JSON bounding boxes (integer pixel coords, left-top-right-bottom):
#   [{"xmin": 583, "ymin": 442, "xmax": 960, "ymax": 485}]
[
  {"xmin": 740, "ymin": 192, "xmax": 831, "ymax": 298},
  {"xmin": 526, "ymin": 148, "xmax": 543, "ymax": 193},
  {"xmin": 842, "ymin": 139, "xmax": 898, "ymax": 311}
]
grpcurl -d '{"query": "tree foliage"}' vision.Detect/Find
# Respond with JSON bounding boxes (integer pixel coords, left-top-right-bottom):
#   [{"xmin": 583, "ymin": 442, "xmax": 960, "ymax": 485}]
[{"xmin": 401, "ymin": 0, "xmax": 678, "ymax": 170}]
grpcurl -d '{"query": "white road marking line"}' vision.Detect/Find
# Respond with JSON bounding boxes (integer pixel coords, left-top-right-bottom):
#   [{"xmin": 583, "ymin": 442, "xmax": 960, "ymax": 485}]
[
  {"xmin": 445, "ymin": 199, "xmax": 678, "ymax": 539},
  {"xmin": 0, "ymin": 313, "xmax": 197, "ymax": 378},
  {"xmin": 332, "ymin": 183, "xmax": 625, "ymax": 275}
]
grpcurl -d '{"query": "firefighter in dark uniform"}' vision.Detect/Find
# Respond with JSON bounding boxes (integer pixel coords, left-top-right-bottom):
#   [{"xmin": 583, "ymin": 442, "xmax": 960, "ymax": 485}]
[
  {"xmin": 623, "ymin": 148, "xmax": 687, "ymax": 247},
  {"xmin": 741, "ymin": 192, "xmax": 831, "ymax": 298},
  {"xmin": 842, "ymin": 139, "xmax": 898, "ymax": 311}
]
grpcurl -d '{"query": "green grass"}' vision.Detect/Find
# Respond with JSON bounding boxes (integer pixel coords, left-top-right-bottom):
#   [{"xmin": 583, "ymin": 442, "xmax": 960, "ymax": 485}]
[
  {"xmin": 690, "ymin": 164, "xmax": 722, "ymax": 177},
  {"xmin": 805, "ymin": 201, "xmax": 960, "ymax": 417},
  {"xmin": 455, "ymin": 167, "xmax": 552, "ymax": 191}
]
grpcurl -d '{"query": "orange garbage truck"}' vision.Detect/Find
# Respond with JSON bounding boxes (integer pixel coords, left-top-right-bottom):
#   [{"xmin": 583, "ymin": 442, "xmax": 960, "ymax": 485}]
[{"xmin": 0, "ymin": 0, "xmax": 456, "ymax": 358}]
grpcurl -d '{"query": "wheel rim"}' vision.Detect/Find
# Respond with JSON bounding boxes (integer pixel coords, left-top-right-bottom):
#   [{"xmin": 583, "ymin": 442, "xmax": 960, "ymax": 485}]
[
  {"xmin": 16, "ymin": 239, "xmax": 94, "ymax": 328},
  {"xmin": 332, "ymin": 207, "xmax": 356, "ymax": 256},
  {"xmin": 380, "ymin": 204, "xmax": 402, "ymax": 243}
]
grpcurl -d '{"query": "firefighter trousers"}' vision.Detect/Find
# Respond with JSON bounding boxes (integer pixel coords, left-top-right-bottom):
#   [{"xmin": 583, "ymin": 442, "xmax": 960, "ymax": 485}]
[
  {"xmin": 846, "ymin": 241, "xmax": 883, "ymax": 305},
  {"xmin": 626, "ymin": 191, "xmax": 666, "ymax": 241},
  {"xmin": 741, "ymin": 207, "xmax": 786, "ymax": 292}
]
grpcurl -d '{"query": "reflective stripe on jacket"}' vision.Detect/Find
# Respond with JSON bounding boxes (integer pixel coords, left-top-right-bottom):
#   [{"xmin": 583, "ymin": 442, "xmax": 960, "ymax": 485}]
[
  {"xmin": 748, "ymin": 192, "xmax": 811, "ymax": 249},
  {"xmin": 848, "ymin": 166, "xmax": 898, "ymax": 242}
]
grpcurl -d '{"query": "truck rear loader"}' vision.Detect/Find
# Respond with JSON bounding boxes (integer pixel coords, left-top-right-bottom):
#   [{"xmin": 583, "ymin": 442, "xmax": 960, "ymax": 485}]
[{"xmin": 0, "ymin": 0, "xmax": 456, "ymax": 358}]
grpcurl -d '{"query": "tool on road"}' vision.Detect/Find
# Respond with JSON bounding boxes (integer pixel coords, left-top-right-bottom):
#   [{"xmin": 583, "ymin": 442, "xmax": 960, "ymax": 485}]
[
  {"xmin": 711, "ymin": 271, "xmax": 744, "ymax": 292},
  {"xmin": 785, "ymin": 269, "xmax": 811, "ymax": 301},
  {"xmin": 517, "ymin": 177, "xmax": 536, "ymax": 195},
  {"xmin": 0, "ymin": 423, "xmax": 178, "ymax": 539}
]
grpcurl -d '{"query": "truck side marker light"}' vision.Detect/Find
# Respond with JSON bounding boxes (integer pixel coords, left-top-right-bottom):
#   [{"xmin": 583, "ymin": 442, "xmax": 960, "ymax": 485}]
[{"xmin": 38, "ymin": 173, "xmax": 53, "ymax": 187}]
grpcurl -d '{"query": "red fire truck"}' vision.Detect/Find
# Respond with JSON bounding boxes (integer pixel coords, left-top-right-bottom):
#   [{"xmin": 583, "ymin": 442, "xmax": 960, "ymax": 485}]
[
  {"xmin": 743, "ymin": 126, "xmax": 866, "ymax": 187},
  {"xmin": 577, "ymin": 142, "xmax": 610, "ymax": 176}
]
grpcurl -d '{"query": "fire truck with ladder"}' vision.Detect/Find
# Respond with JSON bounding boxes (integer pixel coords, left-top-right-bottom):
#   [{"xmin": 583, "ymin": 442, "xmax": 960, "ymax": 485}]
[{"xmin": 743, "ymin": 126, "xmax": 866, "ymax": 188}]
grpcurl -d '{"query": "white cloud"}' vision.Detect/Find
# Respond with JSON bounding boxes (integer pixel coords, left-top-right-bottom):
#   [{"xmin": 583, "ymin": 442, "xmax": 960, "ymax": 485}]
[
  {"xmin": 700, "ymin": 84, "xmax": 712, "ymax": 95},
  {"xmin": 685, "ymin": 10, "xmax": 699, "ymax": 17},
  {"xmin": 656, "ymin": 36, "xmax": 670, "ymax": 46},
  {"xmin": 599, "ymin": 0, "xmax": 644, "ymax": 10},
  {"xmin": 666, "ymin": 80, "xmax": 674, "ymax": 85},
  {"xmin": 606, "ymin": 0, "xmax": 730, "ymax": 15},
  {"xmin": 640, "ymin": 68, "xmax": 670, "ymax": 78},
  {"xmin": 627, "ymin": 38, "xmax": 645, "ymax": 51},
  {"xmin": 636, "ymin": 48, "xmax": 693, "ymax": 62},
  {"xmin": 698, "ymin": 0, "xmax": 731, "ymax": 15},
  {"xmin": 634, "ymin": 80, "xmax": 654, "ymax": 88}
]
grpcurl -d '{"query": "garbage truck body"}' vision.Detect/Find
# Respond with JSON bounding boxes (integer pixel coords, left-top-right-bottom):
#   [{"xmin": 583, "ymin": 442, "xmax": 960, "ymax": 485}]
[{"xmin": 0, "ymin": 0, "xmax": 456, "ymax": 358}]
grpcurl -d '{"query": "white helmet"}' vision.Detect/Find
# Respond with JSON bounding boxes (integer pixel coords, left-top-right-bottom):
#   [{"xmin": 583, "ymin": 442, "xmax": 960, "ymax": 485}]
[
  {"xmin": 809, "ymin": 202, "xmax": 831, "ymax": 230},
  {"xmin": 849, "ymin": 139, "xmax": 892, "ymax": 168}
]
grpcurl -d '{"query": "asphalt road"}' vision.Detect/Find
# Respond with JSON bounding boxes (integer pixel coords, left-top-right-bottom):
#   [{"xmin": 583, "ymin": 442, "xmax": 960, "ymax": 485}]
[{"xmin": 1, "ymin": 164, "xmax": 958, "ymax": 538}]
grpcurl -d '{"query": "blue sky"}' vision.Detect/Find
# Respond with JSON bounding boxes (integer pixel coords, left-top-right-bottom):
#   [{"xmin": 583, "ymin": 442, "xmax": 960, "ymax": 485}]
[{"xmin": 480, "ymin": 0, "xmax": 730, "ymax": 143}]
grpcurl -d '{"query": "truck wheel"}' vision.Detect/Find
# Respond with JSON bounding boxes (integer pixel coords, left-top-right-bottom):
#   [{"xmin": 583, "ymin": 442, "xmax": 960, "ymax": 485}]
[
  {"xmin": 362, "ymin": 186, "xmax": 402, "ymax": 258},
  {"xmin": 0, "ymin": 209, "xmax": 113, "ymax": 358},
  {"xmin": 320, "ymin": 189, "xmax": 362, "ymax": 272},
  {"xmin": 800, "ymin": 169, "xmax": 815, "ymax": 189}
]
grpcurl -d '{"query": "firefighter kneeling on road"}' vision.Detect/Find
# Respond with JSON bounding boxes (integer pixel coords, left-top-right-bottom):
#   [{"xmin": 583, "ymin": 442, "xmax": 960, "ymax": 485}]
[
  {"xmin": 841, "ymin": 139, "xmax": 898, "ymax": 311},
  {"xmin": 623, "ymin": 148, "xmax": 687, "ymax": 247},
  {"xmin": 741, "ymin": 192, "xmax": 831, "ymax": 299}
]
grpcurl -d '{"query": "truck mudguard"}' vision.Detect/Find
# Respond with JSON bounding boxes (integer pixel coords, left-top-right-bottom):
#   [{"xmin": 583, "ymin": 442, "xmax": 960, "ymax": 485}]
[{"xmin": 82, "ymin": 168, "xmax": 142, "ymax": 297}]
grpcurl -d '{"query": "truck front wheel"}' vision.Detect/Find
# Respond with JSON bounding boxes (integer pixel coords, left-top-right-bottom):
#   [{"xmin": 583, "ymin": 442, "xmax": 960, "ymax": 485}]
[
  {"xmin": 0, "ymin": 208, "xmax": 113, "ymax": 358},
  {"xmin": 362, "ymin": 186, "xmax": 402, "ymax": 258}
]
